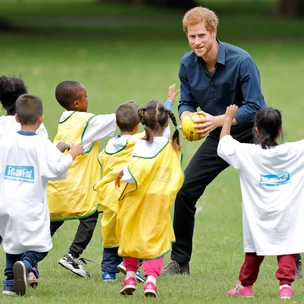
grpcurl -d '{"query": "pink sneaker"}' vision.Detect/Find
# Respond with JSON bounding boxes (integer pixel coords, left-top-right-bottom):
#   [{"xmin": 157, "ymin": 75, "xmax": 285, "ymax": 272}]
[
  {"xmin": 279, "ymin": 285, "xmax": 293, "ymax": 299},
  {"xmin": 144, "ymin": 282, "xmax": 158, "ymax": 299},
  {"xmin": 227, "ymin": 283, "xmax": 253, "ymax": 297},
  {"xmin": 120, "ymin": 277, "xmax": 136, "ymax": 295}
]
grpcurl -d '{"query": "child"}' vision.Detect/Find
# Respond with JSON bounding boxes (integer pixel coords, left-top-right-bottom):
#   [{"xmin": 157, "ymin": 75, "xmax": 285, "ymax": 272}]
[
  {"xmin": 0, "ymin": 75, "xmax": 48, "ymax": 138},
  {"xmin": 217, "ymin": 105, "xmax": 304, "ymax": 299},
  {"xmin": 0, "ymin": 75, "xmax": 48, "ymax": 287},
  {"xmin": 48, "ymin": 80, "xmax": 117, "ymax": 278},
  {"xmin": 93, "ymin": 85, "xmax": 179, "ymax": 283},
  {"xmin": 0, "ymin": 94, "xmax": 84, "ymax": 296},
  {"xmin": 115, "ymin": 100, "xmax": 184, "ymax": 299}
]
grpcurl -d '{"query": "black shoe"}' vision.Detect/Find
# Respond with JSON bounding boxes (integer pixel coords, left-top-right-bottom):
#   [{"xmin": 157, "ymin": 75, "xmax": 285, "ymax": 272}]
[{"xmin": 161, "ymin": 260, "xmax": 190, "ymax": 275}]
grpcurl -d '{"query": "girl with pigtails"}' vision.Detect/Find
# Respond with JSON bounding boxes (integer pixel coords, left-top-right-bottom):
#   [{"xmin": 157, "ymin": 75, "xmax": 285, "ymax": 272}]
[{"xmin": 115, "ymin": 100, "xmax": 184, "ymax": 299}]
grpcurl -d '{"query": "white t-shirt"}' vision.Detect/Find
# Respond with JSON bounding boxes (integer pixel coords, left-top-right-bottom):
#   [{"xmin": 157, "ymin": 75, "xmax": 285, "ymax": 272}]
[
  {"xmin": 0, "ymin": 131, "xmax": 73, "ymax": 254},
  {"xmin": 0, "ymin": 115, "xmax": 48, "ymax": 139},
  {"xmin": 218, "ymin": 135, "xmax": 304, "ymax": 255},
  {"xmin": 58, "ymin": 111, "xmax": 116, "ymax": 152}
]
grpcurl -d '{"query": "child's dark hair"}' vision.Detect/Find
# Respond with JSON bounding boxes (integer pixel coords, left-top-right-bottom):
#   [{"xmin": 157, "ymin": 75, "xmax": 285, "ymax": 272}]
[
  {"xmin": 55, "ymin": 80, "xmax": 83, "ymax": 110},
  {"xmin": 116, "ymin": 103, "xmax": 140, "ymax": 132},
  {"xmin": 138, "ymin": 100, "xmax": 181, "ymax": 151},
  {"xmin": 253, "ymin": 107, "xmax": 282, "ymax": 149},
  {"xmin": 0, "ymin": 75, "xmax": 28, "ymax": 113},
  {"xmin": 16, "ymin": 94, "xmax": 43, "ymax": 125}
]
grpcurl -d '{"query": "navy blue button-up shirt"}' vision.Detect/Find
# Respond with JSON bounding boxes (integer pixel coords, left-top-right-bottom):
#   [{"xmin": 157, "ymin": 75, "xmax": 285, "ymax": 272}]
[{"xmin": 178, "ymin": 40, "xmax": 267, "ymax": 131}]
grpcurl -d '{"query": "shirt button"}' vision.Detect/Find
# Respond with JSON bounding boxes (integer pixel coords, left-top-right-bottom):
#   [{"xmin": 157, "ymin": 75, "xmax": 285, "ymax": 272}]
[
  {"xmin": 214, "ymin": 98, "xmax": 216, "ymax": 101},
  {"xmin": 210, "ymin": 82, "xmax": 213, "ymax": 85}
]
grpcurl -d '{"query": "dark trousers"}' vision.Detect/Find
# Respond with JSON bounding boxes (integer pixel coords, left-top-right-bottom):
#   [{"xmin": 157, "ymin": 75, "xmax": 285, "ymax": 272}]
[
  {"xmin": 102, "ymin": 247, "xmax": 122, "ymax": 273},
  {"xmin": 171, "ymin": 128, "xmax": 254, "ymax": 264},
  {"xmin": 4, "ymin": 251, "xmax": 48, "ymax": 280},
  {"xmin": 50, "ymin": 210, "xmax": 98, "ymax": 258},
  {"xmin": 239, "ymin": 252, "xmax": 297, "ymax": 286}
]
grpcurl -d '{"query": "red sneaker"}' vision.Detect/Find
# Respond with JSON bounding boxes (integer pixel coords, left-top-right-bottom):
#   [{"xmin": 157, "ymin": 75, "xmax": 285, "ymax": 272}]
[
  {"xmin": 279, "ymin": 285, "xmax": 293, "ymax": 299},
  {"xmin": 227, "ymin": 283, "xmax": 253, "ymax": 297},
  {"xmin": 120, "ymin": 277, "xmax": 136, "ymax": 295},
  {"xmin": 144, "ymin": 282, "xmax": 158, "ymax": 299}
]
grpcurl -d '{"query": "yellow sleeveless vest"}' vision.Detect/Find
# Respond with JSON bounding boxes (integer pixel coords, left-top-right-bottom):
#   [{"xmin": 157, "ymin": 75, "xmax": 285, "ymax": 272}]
[
  {"xmin": 116, "ymin": 140, "xmax": 184, "ymax": 259},
  {"xmin": 48, "ymin": 111, "xmax": 100, "ymax": 221},
  {"xmin": 94, "ymin": 132, "xmax": 143, "ymax": 247}
]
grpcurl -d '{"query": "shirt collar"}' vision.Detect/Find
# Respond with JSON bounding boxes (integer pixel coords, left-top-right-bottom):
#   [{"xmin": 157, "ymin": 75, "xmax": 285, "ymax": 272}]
[
  {"xmin": 17, "ymin": 130, "xmax": 37, "ymax": 136},
  {"xmin": 195, "ymin": 39, "xmax": 225, "ymax": 66}
]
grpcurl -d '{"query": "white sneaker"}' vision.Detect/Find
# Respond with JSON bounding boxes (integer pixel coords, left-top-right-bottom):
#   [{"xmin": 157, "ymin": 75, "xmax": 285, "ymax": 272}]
[
  {"xmin": 58, "ymin": 253, "xmax": 90, "ymax": 278},
  {"xmin": 117, "ymin": 262, "xmax": 145, "ymax": 283}
]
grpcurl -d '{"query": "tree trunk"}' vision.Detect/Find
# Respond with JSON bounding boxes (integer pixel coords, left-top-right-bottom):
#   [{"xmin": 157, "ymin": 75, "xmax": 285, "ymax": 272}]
[{"xmin": 273, "ymin": 0, "xmax": 304, "ymax": 18}]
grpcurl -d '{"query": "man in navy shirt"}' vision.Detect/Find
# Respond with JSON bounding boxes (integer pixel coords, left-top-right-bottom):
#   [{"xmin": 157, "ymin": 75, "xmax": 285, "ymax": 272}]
[{"xmin": 162, "ymin": 6, "xmax": 268, "ymax": 275}]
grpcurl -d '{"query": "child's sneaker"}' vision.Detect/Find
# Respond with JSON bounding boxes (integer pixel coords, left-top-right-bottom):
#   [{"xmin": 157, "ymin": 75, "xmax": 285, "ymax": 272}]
[
  {"xmin": 120, "ymin": 277, "xmax": 136, "ymax": 295},
  {"xmin": 102, "ymin": 271, "xmax": 116, "ymax": 282},
  {"xmin": 27, "ymin": 272, "xmax": 38, "ymax": 288},
  {"xmin": 144, "ymin": 281, "xmax": 158, "ymax": 299},
  {"xmin": 279, "ymin": 285, "xmax": 293, "ymax": 299},
  {"xmin": 59, "ymin": 253, "xmax": 90, "ymax": 278},
  {"xmin": 13, "ymin": 261, "xmax": 27, "ymax": 296},
  {"xmin": 27, "ymin": 264, "xmax": 40, "ymax": 288},
  {"xmin": 227, "ymin": 283, "xmax": 253, "ymax": 297},
  {"xmin": 2, "ymin": 284, "xmax": 17, "ymax": 296},
  {"xmin": 117, "ymin": 262, "xmax": 146, "ymax": 283}
]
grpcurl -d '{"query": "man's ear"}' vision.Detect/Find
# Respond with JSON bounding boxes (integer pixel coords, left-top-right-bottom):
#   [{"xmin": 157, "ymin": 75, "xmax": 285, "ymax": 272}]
[
  {"xmin": 212, "ymin": 27, "xmax": 217, "ymax": 40},
  {"xmin": 15, "ymin": 114, "xmax": 20, "ymax": 123}
]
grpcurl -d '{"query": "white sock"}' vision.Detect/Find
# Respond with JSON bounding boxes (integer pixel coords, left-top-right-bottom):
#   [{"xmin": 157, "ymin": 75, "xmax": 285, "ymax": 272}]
[
  {"xmin": 126, "ymin": 271, "xmax": 136, "ymax": 279},
  {"xmin": 146, "ymin": 275, "xmax": 157, "ymax": 285}
]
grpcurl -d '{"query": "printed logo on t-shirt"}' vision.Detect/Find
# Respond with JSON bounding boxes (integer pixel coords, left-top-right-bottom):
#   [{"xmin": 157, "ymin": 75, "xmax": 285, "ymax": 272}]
[
  {"xmin": 259, "ymin": 171, "xmax": 290, "ymax": 187},
  {"xmin": 4, "ymin": 165, "xmax": 35, "ymax": 184}
]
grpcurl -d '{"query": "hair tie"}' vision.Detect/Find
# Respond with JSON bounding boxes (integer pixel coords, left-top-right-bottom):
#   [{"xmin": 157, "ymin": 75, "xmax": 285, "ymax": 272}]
[
  {"xmin": 175, "ymin": 126, "xmax": 179, "ymax": 131},
  {"xmin": 142, "ymin": 124, "xmax": 146, "ymax": 128}
]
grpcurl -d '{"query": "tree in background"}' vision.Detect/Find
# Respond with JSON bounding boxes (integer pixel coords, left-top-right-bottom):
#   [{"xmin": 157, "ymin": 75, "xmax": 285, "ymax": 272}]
[
  {"xmin": 272, "ymin": 0, "xmax": 304, "ymax": 17},
  {"xmin": 98, "ymin": 0, "xmax": 196, "ymax": 9},
  {"xmin": 99, "ymin": 0, "xmax": 304, "ymax": 17}
]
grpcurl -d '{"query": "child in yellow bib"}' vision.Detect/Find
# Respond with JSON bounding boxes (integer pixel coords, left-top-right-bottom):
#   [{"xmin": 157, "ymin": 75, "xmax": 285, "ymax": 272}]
[
  {"xmin": 48, "ymin": 80, "xmax": 117, "ymax": 278},
  {"xmin": 115, "ymin": 99, "xmax": 184, "ymax": 299},
  {"xmin": 94, "ymin": 84, "xmax": 179, "ymax": 282}
]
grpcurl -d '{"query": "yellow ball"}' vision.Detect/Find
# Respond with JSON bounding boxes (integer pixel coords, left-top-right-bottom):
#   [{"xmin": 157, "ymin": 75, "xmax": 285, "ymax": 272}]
[{"xmin": 182, "ymin": 113, "xmax": 205, "ymax": 141}]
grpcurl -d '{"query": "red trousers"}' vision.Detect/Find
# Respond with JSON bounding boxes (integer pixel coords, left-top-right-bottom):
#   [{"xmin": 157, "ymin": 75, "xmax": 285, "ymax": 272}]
[
  {"xmin": 123, "ymin": 256, "xmax": 164, "ymax": 278},
  {"xmin": 239, "ymin": 252, "xmax": 297, "ymax": 286}
]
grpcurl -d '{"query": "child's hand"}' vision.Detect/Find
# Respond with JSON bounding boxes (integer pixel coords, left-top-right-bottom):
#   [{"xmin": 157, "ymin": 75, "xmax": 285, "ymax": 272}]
[
  {"xmin": 167, "ymin": 84, "xmax": 180, "ymax": 103},
  {"xmin": 225, "ymin": 105, "xmax": 238, "ymax": 120},
  {"xmin": 69, "ymin": 143, "xmax": 84, "ymax": 160},
  {"xmin": 115, "ymin": 170, "xmax": 124, "ymax": 187},
  {"xmin": 56, "ymin": 142, "xmax": 70, "ymax": 152}
]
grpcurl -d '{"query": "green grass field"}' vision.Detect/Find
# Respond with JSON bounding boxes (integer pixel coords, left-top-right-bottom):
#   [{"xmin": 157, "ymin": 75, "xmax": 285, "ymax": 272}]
[{"xmin": 1, "ymin": 1, "xmax": 304, "ymax": 303}]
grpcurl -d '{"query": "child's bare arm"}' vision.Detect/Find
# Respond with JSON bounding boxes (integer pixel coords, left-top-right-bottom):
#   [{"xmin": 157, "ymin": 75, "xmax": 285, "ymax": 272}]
[
  {"xmin": 115, "ymin": 170, "xmax": 124, "ymax": 187},
  {"xmin": 167, "ymin": 84, "xmax": 180, "ymax": 103},
  {"xmin": 56, "ymin": 142, "xmax": 70, "ymax": 152},
  {"xmin": 220, "ymin": 105, "xmax": 239, "ymax": 140}
]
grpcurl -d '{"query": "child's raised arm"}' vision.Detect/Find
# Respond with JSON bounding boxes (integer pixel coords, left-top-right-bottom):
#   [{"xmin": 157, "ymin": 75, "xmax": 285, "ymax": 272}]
[
  {"xmin": 220, "ymin": 105, "xmax": 238, "ymax": 140},
  {"xmin": 167, "ymin": 84, "xmax": 180, "ymax": 103}
]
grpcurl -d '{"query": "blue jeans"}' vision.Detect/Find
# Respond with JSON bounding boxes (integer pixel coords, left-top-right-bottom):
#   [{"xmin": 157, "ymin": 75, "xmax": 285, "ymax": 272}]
[
  {"xmin": 102, "ymin": 247, "xmax": 122, "ymax": 273},
  {"xmin": 4, "ymin": 251, "xmax": 48, "ymax": 281}
]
